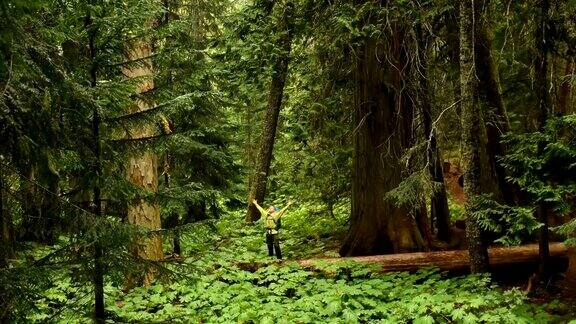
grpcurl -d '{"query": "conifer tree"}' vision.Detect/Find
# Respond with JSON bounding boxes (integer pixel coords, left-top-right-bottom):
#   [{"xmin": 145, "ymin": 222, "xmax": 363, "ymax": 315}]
[
  {"xmin": 246, "ymin": 1, "xmax": 295, "ymax": 222},
  {"xmin": 460, "ymin": 0, "xmax": 490, "ymax": 273},
  {"xmin": 340, "ymin": 1, "xmax": 427, "ymax": 255}
]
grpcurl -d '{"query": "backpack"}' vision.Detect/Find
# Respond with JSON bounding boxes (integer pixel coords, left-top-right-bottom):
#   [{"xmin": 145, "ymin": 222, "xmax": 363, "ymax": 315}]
[{"xmin": 265, "ymin": 211, "xmax": 281, "ymax": 230}]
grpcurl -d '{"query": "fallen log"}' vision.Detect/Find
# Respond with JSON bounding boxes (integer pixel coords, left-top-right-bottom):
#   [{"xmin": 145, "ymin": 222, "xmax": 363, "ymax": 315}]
[{"xmin": 299, "ymin": 243, "xmax": 569, "ymax": 273}]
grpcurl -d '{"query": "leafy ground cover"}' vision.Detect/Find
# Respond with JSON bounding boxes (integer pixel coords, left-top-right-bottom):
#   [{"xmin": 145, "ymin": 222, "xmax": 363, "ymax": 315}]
[{"xmin": 24, "ymin": 207, "xmax": 576, "ymax": 323}]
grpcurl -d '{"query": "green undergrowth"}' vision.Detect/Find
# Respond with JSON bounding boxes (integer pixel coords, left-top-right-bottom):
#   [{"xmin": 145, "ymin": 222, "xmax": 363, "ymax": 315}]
[
  {"xmin": 106, "ymin": 265, "xmax": 559, "ymax": 323},
  {"xmin": 24, "ymin": 208, "xmax": 572, "ymax": 323}
]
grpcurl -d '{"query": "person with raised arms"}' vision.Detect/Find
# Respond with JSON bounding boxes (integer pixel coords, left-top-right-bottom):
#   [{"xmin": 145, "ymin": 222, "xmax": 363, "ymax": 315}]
[{"xmin": 252, "ymin": 199, "xmax": 293, "ymax": 260}]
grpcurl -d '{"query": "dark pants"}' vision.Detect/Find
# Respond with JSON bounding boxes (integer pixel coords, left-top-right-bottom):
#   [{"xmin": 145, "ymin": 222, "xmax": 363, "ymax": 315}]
[{"xmin": 266, "ymin": 233, "xmax": 282, "ymax": 259}]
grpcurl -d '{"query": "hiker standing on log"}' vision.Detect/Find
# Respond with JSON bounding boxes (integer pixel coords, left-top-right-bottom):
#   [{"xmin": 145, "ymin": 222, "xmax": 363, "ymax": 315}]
[{"xmin": 252, "ymin": 199, "xmax": 293, "ymax": 260}]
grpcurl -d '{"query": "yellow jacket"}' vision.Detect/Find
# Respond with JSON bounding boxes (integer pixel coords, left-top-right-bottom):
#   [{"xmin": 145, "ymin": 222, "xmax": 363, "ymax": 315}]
[{"xmin": 254, "ymin": 203, "xmax": 291, "ymax": 234}]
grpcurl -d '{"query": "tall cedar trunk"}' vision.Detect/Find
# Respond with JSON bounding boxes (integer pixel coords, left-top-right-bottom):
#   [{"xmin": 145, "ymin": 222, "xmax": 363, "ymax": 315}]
[
  {"xmin": 417, "ymin": 25, "xmax": 451, "ymax": 242},
  {"xmin": 340, "ymin": 18, "xmax": 426, "ymax": 256},
  {"xmin": 123, "ymin": 39, "xmax": 164, "ymax": 285},
  {"xmin": 85, "ymin": 11, "xmax": 105, "ymax": 322},
  {"xmin": 535, "ymin": 0, "xmax": 550, "ymax": 278},
  {"xmin": 460, "ymin": 0, "xmax": 490, "ymax": 273},
  {"xmin": 246, "ymin": 2, "xmax": 294, "ymax": 222},
  {"xmin": 475, "ymin": 3, "xmax": 515, "ymax": 205}
]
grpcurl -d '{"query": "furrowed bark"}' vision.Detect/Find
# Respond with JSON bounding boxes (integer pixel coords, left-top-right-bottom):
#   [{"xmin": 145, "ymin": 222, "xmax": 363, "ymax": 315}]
[
  {"xmin": 460, "ymin": 0, "xmax": 490, "ymax": 273},
  {"xmin": 246, "ymin": 2, "xmax": 294, "ymax": 222},
  {"xmin": 340, "ymin": 13, "xmax": 426, "ymax": 256},
  {"xmin": 123, "ymin": 37, "xmax": 164, "ymax": 285}
]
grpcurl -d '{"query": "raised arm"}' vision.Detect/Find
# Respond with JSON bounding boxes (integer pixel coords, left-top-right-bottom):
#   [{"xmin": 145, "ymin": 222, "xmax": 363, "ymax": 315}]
[
  {"xmin": 252, "ymin": 199, "xmax": 266, "ymax": 215},
  {"xmin": 276, "ymin": 200, "xmax": 294, "ymax": 219}
]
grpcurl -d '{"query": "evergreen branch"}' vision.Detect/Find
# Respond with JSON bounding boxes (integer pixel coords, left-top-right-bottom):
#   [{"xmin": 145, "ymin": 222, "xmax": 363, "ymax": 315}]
[{"xmin": 104, "ymin": 93, "xmax": 193, "ymax": 123}]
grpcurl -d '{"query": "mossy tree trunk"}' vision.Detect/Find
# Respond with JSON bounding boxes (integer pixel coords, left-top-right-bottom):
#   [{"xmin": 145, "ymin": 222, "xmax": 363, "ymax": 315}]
[
  {"xmin": 244, "ymin": 1, "xmax": 275, "ymax": 193},
  {"xmin": 417, "ymin": 25, "xmax": 452, "ymax": 243},
  {"xmin": 475, "ymin": 3, "xmax": 515, "ymax": 205},
  {"xmin": 340, "ymin": 16, "xmax": 426, "ymax": 256},
  {"xmin": 534, "ymin": 0, "xmax": 551, "ymax": 278},
  {"xmin": 246, "ymin": 1, "xmax": 294, "ymax": 222},
  {"xmin": 460, "ymin": 0, "xmax": 490, "ymax": 273}
]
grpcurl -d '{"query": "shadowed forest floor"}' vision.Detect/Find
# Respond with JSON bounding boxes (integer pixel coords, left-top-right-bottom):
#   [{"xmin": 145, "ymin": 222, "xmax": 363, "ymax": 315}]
[{"xmin": 19, "ymin": 210, "xmax": 576, "ymax": 323}]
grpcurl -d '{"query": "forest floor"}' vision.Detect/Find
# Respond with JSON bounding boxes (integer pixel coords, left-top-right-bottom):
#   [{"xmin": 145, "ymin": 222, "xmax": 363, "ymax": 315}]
[
  {"xmin": 298, "ymin": 243, "xmax": 576, "ymax": 322},
  {"xmin": 20, "ymin": 208, "xmax": 576, "ymax": 323}
]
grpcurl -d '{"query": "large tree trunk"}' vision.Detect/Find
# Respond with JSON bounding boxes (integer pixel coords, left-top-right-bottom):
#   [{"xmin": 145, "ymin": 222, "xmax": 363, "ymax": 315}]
[
  {"xmin": 340, "ymin": 18, "xmax": 426, "ymax": 256},
  {"xmin": 460, "ymin": 0, "xmax": 490, "ymax": 273},
  {"xmin": 423, "ymin": 105, "xmax": 451, "ymax": 243},
  {"xmin": 534, "ymin": 0, "xmax": 551, "ymax": 278},
  {"xmin": 417, "ymin": 25, "xmax": 452, "ymax": 242},
  {"xmin": 304, "ymin": 243, "xmax": 569, "ymax": 273},
  {"xmin": 246, "ymin": 2, "xmax": 294, "ymax": 222},
  {"xmin": 475, "ymin": 3, "xmax": 515, "ymax": 205},
  {"xmin": 123, "ymin": 39, "xmax": 164, "ymax": 285}
]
